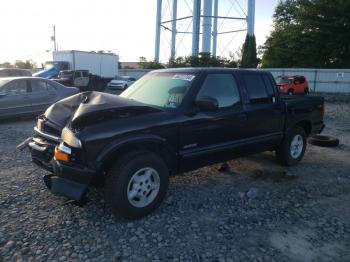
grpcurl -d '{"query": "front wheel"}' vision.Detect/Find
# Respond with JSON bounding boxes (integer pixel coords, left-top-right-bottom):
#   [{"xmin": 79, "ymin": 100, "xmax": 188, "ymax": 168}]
[
  {"xmin": 276, "ymin": 126, "xmax": 307, "ymax": 166},
  {"xmin": 105, "ymin": 151, "xmax": 169, "ymax": 219}
]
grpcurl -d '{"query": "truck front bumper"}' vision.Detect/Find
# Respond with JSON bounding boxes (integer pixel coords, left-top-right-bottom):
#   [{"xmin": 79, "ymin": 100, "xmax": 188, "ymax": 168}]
[
  {"xmin": 48, "ymin": 161, "xmax": 96, "ymax": 201},
  {"xmin": 22, "ymin": 136, "xmax": 96, "ymax": 201}
]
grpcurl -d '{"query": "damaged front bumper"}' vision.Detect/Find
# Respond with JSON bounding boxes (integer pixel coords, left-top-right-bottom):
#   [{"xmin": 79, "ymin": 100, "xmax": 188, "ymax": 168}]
[{"xmin": 19, "ymin": 131, "xmax": 95, "ymax": 201}]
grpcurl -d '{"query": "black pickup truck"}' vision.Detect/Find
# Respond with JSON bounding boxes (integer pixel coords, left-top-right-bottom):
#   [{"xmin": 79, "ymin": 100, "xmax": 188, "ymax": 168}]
[{"xmin": 20, "ymin": 68, "xmax": 325, "ymax": 219}]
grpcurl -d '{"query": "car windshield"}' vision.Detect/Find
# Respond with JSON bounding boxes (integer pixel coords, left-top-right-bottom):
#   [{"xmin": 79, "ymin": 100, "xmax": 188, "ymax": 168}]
[
  {"xmin": 120, "ymin": 72, "xmax": 196, "ymax": 109},
  {"xmin": 276, "ymin": 77, "xmax": 293, "ymax": 84}
]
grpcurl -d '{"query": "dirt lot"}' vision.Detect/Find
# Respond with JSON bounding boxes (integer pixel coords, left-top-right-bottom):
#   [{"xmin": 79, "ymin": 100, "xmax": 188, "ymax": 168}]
[{"xmin": 0, "ymin": 101, "xmax": 350, "ymax": 262}]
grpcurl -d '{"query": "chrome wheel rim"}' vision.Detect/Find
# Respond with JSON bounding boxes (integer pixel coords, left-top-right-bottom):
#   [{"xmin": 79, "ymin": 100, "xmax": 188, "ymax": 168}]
[
  {"xmin": 290, "ymin": 134, "xmax": 303, "ymax": 159},
  {"xmin": 127, "ymin": 167, "xmax": 160, "ymax": 208}
]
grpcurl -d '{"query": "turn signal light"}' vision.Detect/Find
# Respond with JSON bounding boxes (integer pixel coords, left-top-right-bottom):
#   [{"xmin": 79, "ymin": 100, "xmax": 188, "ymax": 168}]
[{"xmin": 54, "ymin": 148, "xmax": 69, "ymax": 162}]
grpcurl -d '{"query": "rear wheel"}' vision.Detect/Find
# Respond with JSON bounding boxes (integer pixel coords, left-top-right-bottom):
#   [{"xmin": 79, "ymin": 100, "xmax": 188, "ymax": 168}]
[
  {"xmin": 276, "ymin": 126, "xmax": 307, "ymax": 166},
  {"xmin": 287, "ymin": 89, "xmax": 294, "ymax": 95},
  {"xmin": 105, "ymin": 151, "xmax": 169, "ymax": 219},
  {"xmin": 304, "ymin": 87, "xmax": 309, "ymax": 94}
]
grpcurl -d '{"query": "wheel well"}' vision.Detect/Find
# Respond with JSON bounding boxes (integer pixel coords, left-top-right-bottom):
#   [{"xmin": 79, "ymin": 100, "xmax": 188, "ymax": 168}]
[
  {"xmin": 288, "ymin": 88, "xmax": 294, "ymax": 93},
  {"xmin": 296, "ymin": 120, "xmax": 312, "ymax": 136},
  {"xmin": 101, "ymin": 142, "xmax": 175, "ymax": 174}
]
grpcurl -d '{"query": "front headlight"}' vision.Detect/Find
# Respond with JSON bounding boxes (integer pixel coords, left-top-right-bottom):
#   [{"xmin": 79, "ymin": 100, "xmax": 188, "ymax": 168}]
[{"xmin": 61, "ymin": 127, "xmax": 82, "ymax": 148}]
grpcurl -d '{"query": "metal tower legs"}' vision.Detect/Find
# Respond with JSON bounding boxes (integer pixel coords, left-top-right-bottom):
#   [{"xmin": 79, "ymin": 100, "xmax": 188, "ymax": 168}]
[
  {"xmin": 247, "ymin": 0, "xmax": 255, "ymax": 36},
  {"xmin": 201, "ymin": 0, "xmax": 213, "ymax": 53},
  {"xmin": 155, "ymin": 0, "xmax": 162, "ymax": 62}
]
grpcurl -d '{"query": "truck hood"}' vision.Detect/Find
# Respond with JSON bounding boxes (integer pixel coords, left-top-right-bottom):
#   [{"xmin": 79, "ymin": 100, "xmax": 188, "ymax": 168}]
[{"xmin": 44, "ymin": 91, "xmax": 162, "ymax": 129}]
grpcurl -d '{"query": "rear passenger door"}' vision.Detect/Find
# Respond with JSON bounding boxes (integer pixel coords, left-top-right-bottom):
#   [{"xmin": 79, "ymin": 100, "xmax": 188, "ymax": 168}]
[
  {"xmin": 28, "ymin": 79, "xmax": 57, "ymax": 113},
  {"xmin": 179, "ymin": 73, "xmax": 248, "ymax": 171},
  {"xmin": 241, "ymin": 72, "xmax": 284, "ymax": 149},
  {"xmin": 73, "ymin": 71, "xmax": 83, "ymax": 87}
]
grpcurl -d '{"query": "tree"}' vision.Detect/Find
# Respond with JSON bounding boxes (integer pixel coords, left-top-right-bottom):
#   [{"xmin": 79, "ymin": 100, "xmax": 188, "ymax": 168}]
[
  {"xmin": 167, "ymin": 52, "xmax": 239, "ymax": 68},
  {"xmin": 138, "ymin": 57, "xmax": 165, "ymax": 69},
  {"xmin": 261, "ymin": 0, "xmax": 350, "ymax": 68},
  {"xmin": 0, "ymin": 62, "xmax": 14, "ymax": 68},
  {"xmin": 240, "ymin": 34, "xmax": 259, "ymax": 68},
  {"xmin": 14, "ymin": 60, "xmax": 37, "ymax": 69}
]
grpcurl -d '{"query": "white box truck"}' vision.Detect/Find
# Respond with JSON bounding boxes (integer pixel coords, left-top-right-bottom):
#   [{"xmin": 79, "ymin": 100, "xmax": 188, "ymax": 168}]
[
  {"xmin": 37, "ymin": 50, "xmax": 119, "ymax": 91},
  {"xmin": 52, "ymin": 50, "xmax": 118, "ymax": 78}
]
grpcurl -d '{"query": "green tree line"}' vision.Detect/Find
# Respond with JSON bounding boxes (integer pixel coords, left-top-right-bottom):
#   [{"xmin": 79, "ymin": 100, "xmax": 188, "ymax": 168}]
[
  {"xmin": 261, "ymin": 0, "xmax": 350, "ymax": 68},
  {"xmin": 0, "ymin": 60, "xmax": 37, "ymax": 69}
]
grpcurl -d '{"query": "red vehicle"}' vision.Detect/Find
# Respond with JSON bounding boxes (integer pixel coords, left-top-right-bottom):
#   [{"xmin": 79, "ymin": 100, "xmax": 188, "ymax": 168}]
[{"xmin": 276, "ymin": 75, "xmax": 309, "ymax": 95}]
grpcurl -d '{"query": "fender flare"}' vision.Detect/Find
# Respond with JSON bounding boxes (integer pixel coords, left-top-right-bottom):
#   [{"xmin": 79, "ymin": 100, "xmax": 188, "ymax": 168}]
[{"xmin": 95, "ymin": 134, "xmax": 177, "ymax": 171}]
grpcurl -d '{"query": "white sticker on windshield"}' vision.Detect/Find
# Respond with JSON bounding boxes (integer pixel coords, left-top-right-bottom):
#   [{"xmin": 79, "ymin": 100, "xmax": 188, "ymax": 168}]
[{"xmin": 172, "ymin": 74, "xmax": 195, "ymax": 81}]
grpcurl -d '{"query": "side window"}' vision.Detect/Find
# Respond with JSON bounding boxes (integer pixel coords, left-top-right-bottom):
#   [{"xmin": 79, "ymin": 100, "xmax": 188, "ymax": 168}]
[
  {"xmin": 82, "ymin": 71, "xmax": 89, "ymax": 77},
  {"xmin": 243, "ymin": 74, "xmax": 270, "ymax": 103},
  {"xmin": 262, "ymin": 75, "xmax": 275, "ymax": 96},
  {"xmin": 197, "ymin": 74, "xmax": 240, "ymax": 108},
  {"xmin": 4, "ymin": 80, "xmax": 27, "ymax": 95},
  {"xmin": 299, "ymin": 77, "xmax": 305, "ymax": 84},
  {"xmin": 31, "ymin": 80, "xmax": 48, "ymax": 92},
  {"xmin": 46, "ymin": 82, "xmax": 56, "ymax": 91},
  {"xmin": 75, "ymin": 72, "xmax": 81, "ymax": 78}
]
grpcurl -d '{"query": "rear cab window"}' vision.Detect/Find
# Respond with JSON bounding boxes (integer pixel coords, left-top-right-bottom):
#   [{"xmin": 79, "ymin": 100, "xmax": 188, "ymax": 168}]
[{"xmin": 243, "ymin": 73, "xmax": 276, "ymax": 104}]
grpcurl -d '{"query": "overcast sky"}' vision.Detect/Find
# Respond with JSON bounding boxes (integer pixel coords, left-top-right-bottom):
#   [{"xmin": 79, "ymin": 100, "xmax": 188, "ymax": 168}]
[{"xmin": 0, "ymin": 0, "xmax": 279, "ymax": 65}]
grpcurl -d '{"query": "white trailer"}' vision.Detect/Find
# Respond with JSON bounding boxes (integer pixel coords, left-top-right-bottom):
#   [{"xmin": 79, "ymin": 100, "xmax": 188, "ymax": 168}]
[{"xmin": 53, "ymin": 50, "xmax": 118, "ymax": 78}]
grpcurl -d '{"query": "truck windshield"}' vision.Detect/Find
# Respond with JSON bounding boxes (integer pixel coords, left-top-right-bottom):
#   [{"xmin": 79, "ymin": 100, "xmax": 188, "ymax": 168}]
[
  {"xmin": 45, "ymin": 62, "xmax": 69, "ymax": 71},
  {"xmin": 120, "ymin": 72, "xmax": 196, "ymax": 109}
]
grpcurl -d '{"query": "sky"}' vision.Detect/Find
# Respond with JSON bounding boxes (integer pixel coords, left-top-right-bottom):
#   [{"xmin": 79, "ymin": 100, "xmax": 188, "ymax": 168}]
[{"xmin": 0, "ymin": 0, "xmax": 279, "ymax": 65}]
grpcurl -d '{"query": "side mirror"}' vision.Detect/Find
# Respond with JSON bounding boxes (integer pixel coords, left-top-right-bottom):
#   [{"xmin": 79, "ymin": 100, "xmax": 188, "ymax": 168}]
[{"xmin": 195, "ymin": 96, "xmax": 218, "ymax": 112}]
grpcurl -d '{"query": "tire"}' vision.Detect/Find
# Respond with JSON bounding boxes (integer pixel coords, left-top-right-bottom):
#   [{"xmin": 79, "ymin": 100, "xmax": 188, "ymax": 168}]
[
  {"xmin": 123, "ymin": 84, "xmax": 128, "ymax": 90},
  {"xmin": 276, "ymin": 126, "xmax": 307, "ymax": 166},
  {"xmin": 308, "ymin": 135, "xmax": 339, "ymax": 147},
  {"xmin": 105, "ymin": 151, "xmax": 169, "ymax": 219},
  {"xmin": 287, "ymin": 89, "xmax": 294, "ymax": 95},
  {"xmin": 304, "ymin": 87, "xmax": 309, "ymax": 94}
]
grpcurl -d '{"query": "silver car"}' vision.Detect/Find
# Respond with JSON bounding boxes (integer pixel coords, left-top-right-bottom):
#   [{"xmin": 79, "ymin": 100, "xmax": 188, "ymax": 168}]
[{"xmin": 0, "ymin": 77, "xmax": 79, "ymax": 119}]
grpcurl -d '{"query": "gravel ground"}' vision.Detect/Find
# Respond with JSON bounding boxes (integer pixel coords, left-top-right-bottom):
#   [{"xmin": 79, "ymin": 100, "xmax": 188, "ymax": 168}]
[{"xmin": 1, "ymin": 101, "xmax": 350, "ymax": 262}]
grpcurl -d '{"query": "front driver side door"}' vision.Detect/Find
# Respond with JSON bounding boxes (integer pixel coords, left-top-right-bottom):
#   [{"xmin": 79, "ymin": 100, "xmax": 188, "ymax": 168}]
[{"xmin": 179, "ymin": 73, "xmax": 248, "ymax": 172}]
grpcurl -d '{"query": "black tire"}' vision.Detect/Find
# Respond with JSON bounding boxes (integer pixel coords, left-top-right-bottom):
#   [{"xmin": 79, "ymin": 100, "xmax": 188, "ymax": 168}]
[
  {"xmin": 123, "ymin": 84, "xmax": 128, "ymax": 90},
  {"xmin": 304, "ymin": 87, "xmax": 309, "ymax": 94},
  {"xmin": 105, "ymin": 151, "xmax": 169, "ymax": 219},
  {"xmin": 288, "ymin": 89, "xmax": 294, "ymax": 95},
  {"xmin": 276, "ymin": 126, "xmax": 307, "ymax": 166},
  {"xmin": 308, "ymin": 135, "xmax": 339, "ymax": 147}
]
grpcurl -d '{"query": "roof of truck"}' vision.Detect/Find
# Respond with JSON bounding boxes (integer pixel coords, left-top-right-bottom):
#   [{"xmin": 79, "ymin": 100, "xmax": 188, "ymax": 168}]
[{"xmin": 153, "ymin": 67, "xmax": 269, "ymax": 74}]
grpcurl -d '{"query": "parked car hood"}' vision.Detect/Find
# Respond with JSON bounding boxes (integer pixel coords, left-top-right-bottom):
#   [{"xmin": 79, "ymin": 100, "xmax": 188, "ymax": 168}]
[
  {"xmin": 44, "ymin": 91, "xmax": 162, "ymax": 129},
  {"xmin": 109, "ymin": 80, "xmax": 127, "ymax": 85}
]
